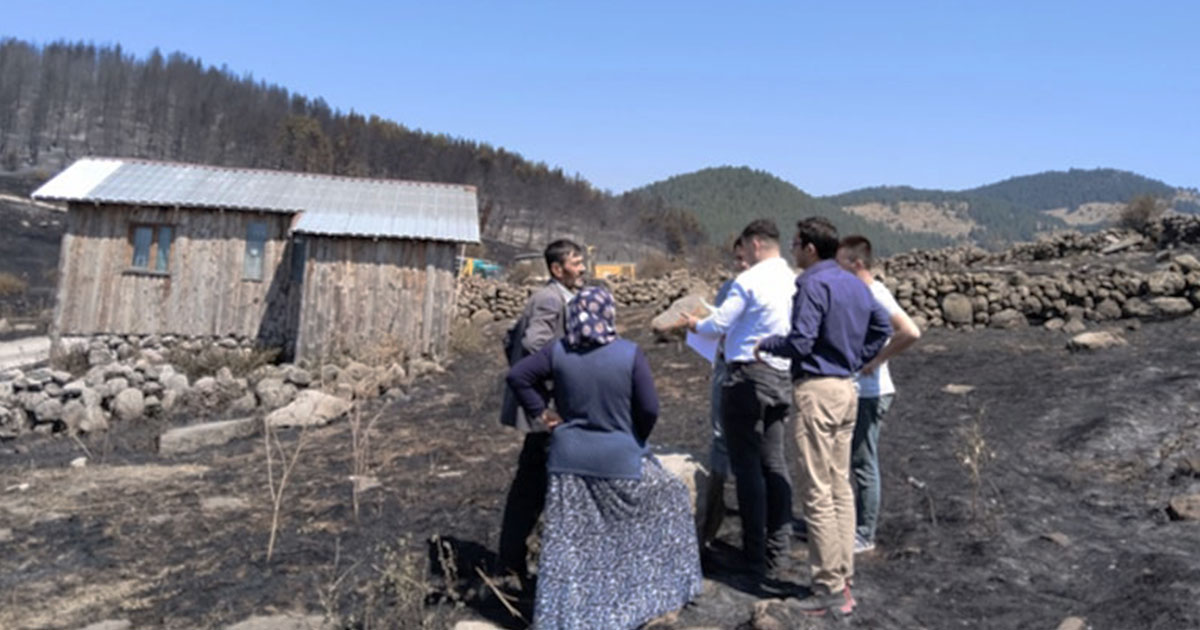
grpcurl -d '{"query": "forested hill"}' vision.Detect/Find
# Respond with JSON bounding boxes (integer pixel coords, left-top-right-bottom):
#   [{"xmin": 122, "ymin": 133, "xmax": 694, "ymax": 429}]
[
  {"xmin": 825, "ymin": 168, "xmax": 1199, "ymax": 246},
  {"xmin": 966, "ymin": 168, "xmax": 1189, "ymax": 210},
  {"xmin": 0, "ymin": 39, "xmax": 704, "ymax": 261},
  {"xmin": 629, "ymin": 167, "xmax": 953, "ymax": 256}
]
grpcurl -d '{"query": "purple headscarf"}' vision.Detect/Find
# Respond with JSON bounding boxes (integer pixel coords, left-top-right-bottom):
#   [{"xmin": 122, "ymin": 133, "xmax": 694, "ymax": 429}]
[{"xmin": 565, "ymin": 286, "xmax": 617, "ymax": 349}]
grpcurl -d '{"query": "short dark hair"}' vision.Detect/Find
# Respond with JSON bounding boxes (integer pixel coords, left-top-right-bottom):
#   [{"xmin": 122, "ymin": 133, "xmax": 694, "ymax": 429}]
[
  {"xmin": 839, "ymin": 235, "xmax": 873, "ymax": 269},
  {"xmin": 731, "ymin": 236, "xmax": 744, "ymax": 252},
  {"xmin": 739, "ymin": 219, "xmax": 780, "ymax": 245},
  {"xmin": 796, "ymin": 216, "xmax": 839, "ymax": 260},
  {"xmin": 544, "ymin": 239, "xmax": 583, "ymax": 269}
]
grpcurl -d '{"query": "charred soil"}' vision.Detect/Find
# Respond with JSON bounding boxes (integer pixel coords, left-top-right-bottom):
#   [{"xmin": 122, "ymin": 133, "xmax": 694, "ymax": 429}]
[{"xmin": 2, "ymin": 309, "xmax": 1200, "ymax": 629}]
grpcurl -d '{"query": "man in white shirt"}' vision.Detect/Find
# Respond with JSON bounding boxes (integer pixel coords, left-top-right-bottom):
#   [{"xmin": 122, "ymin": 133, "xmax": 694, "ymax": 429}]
[
  {"xmin": 684, "ymin": 219, "xmax": 796, "ymax": 575},
  {"xmin": 836, "ymin": 235, "xmax": 921, "ymax": 554}
]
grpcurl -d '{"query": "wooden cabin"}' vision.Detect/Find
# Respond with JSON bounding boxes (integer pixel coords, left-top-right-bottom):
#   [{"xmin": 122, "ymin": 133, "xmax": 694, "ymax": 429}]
[{"xmin": 32, "ymin": 158, "xmax": 479, "ymax": 362}]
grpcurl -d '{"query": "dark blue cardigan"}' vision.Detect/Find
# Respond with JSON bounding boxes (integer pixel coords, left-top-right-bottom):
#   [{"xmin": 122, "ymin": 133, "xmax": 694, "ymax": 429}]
[{"xmin": 506, "ymin": 338, "xmax": 659, "ymax": 479}]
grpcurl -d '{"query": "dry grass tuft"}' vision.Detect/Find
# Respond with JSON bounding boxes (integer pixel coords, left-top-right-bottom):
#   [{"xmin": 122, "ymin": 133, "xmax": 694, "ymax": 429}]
[
  {"xmin": 165, "ymin": 346, "xmax": 280, "ymax": 381},
  {"xmin": 0, "ymin": 272, "xmax": 28, "ymax": 297}
]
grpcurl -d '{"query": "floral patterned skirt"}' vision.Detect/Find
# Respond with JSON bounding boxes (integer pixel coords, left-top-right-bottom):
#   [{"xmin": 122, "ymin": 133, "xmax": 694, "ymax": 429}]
[{"xmin": 534, "ymin": 456, "xmax": 703, "ymax": 630}]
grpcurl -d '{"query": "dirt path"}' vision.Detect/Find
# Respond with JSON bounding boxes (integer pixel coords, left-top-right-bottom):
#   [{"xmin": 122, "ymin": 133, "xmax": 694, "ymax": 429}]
[{"xmin": 0, "ymin": 335, "xmax": 50, "ymax": 371}]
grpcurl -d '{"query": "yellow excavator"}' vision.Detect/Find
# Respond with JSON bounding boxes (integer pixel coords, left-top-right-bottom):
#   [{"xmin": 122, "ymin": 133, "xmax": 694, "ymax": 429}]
[{"xmin": 585, "ymin": 245, "xmax": 636, "ymax": 281}]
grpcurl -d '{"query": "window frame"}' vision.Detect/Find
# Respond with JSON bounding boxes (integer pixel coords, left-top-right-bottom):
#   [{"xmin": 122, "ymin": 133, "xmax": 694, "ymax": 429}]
[
  {"xmin": 127, "ymin": 223, "xmax": 174, "ymax": 276},
  {"xmin": 243, "ymin": 220, "xmax": 270, "ymax": 282}
]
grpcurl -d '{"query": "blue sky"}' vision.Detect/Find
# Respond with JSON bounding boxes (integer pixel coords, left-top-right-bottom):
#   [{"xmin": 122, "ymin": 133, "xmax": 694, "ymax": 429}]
[{"xmin": 5, "ymin": 1, "xmax": 1198, "ymax": 194}]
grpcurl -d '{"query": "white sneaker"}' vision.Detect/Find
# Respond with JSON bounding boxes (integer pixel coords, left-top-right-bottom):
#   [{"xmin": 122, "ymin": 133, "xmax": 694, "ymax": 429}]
[{"xmin": 853, "ymin": 534, "xmax": 875, "ymax": 554}]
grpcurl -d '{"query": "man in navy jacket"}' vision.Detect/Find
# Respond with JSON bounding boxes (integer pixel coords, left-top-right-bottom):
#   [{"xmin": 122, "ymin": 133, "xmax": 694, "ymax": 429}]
[{"xmin": 757, "ymin": 216, "xmax": 891, "ymax": 616}]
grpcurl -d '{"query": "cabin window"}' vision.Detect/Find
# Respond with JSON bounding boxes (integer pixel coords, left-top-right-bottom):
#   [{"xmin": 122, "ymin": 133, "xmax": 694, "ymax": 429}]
[
  {"xmin": 130, "ymin": 224, "xmax": 172, "ymax": 272},
  {"xmin": 244, "ymin": 221, "xmax": 268, "ymax": 281}
]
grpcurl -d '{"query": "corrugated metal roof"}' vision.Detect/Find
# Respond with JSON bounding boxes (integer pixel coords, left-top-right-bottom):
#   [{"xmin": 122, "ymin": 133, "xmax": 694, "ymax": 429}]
[{"xmin": 31, "ymin": 158, "xmax": 480, "ymax": 242}]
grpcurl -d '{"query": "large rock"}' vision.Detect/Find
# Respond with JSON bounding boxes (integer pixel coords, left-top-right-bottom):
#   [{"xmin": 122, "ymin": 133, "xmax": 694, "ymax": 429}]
[
  {"xmin": 163, "ymin": 372, "xmax": 190, "ymax": 393},
  {"xmin": 266, "ymin": 389, "xmax": 352, "ymax": 428},
  {"xmin": 1062, "ymin": 319, "xmax": 1088, "ymax": 334},
  {"xmin": 1067, "ymin": 331, "xmax": 1127, "ymax": 352},
  {"xmin": 282, "ymin": 365, "xmax": 312, "ymax": 388},
  {"xmin": 1174, "ymin": 253, "xmax": 1200, "ymax": 273},
  {"xmin": 62, "ymin": 400, "xmax": 108, "ymax": 434},
  {"xmin": 941, "ymin": 293, "xmax": 973, "ymax": 325},
  {"xmin": 32, "ymin": 398, "xmax": 63, "ymax": 422},
  {"xmin": 87, "ymin": 347, "xmax": 116, "ymax": 367},
  {"xmin": 112, "ymin": 387, "xmax": 145, "ymax": 421},
  {"xmin": 1146, "ymin": 270, "xmax": 1186, "ymax": 296},
  {"xmin": 1094, "ymin": 298, "xmax": 1123, "ymax": 320},
  {"xmin": 656, "ymin": 451, "xmax": 710, "ymax": 549},
  {"xmin": 104, "ymin": 377, "xmax": 129, "ymax": 399},
  {"xmin": 988, "ymin": 308, "xmax": 1027, "ymax": 329},
  {"xmin": 230, "ymin": 392, "xmax": 258, "ymax": 414},
  {"xmin": 159, "ymin": 417, "xmax": 258, "ymax": 455},
  {"xmin": 1149, "ymin": 297, "xmax": 1194, "ymax": 318},
  {"xmin": 1121, "ymin": 297, "xmax": 1156, "ymax": 319},
  {"xmin": 255, "ymin": 377, "xmax": 296, "ymax": 410},
  {"xmin": 1167, "ymin": 494, "xmax": 1200, "ymax": 521},
  {"xmin": 651, "ymin": 294, "xmax": 712, "ymax": 334}
]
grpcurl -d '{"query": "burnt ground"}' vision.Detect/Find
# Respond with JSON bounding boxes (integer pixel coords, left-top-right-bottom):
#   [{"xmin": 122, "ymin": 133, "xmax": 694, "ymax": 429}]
[
  {"xmin": 2, "ymin": 308, "xmax": 1200, "ymax": 629},
  {"xmin": 0, "ymin": 174, "xmax": 62, "ymax": 326}
]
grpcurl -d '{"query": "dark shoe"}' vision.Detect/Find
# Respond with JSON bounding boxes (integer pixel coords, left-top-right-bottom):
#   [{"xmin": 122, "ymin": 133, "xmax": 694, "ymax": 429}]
[{"xmin": 791, "ymin": 588, "xmax": 845, "ymax": 616}]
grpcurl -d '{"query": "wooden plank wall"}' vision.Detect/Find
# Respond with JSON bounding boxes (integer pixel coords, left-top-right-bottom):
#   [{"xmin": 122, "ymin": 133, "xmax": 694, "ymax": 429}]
[
  {"xmin": 54, "ymin": 204, "xmax": 294, "ymax": 340},
  {"xmin": 295, "ymin": 236, "xmax": 458, "ymax": 363}
]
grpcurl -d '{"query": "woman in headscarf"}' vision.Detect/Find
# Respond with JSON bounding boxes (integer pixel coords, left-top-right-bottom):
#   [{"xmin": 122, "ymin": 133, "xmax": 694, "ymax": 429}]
[{"xmin": 506, "ymin": 286, "xmax": 702, "ymax": 630}]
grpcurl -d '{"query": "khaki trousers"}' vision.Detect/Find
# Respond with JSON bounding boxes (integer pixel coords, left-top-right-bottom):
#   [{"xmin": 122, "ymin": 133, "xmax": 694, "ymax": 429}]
[{"xmin": 793, "ymin": 376, "xmax": 858, "ymax": 593}]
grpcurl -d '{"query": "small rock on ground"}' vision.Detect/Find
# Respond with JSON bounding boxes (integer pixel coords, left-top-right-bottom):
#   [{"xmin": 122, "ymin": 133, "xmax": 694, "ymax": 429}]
[
  {"xmin": 225, "ymin": 614, "xmax": 332, "ymax": 630},
  {"xmin": 76, "ymin": 621, "xmax": 132, "ymax": 630},
  {"xmin": 1056, "ymin": 616, "xmax": 1089, "ymax": 630}
]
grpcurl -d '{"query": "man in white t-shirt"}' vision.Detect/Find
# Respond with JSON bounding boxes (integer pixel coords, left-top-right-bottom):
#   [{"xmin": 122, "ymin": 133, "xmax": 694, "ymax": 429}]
[{"xmin": 836, "ymin": 236, "xmax": 922, "ymax": 554}]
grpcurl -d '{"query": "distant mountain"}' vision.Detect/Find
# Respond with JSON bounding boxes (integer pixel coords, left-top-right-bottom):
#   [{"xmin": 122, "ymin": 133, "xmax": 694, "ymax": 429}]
[
  {"xmin": 629, "ymin": 167, "xmax": 953, "ymax": 256},
  {"xmin": 825, "ymin": 168, "xmax": 1199, "ymax": 247}
]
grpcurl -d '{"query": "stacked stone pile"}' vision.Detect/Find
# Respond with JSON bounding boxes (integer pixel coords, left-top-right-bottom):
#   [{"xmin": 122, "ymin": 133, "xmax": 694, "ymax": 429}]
[
  {"xmin": 883, "ymin": 228, "xmax": 1143, "ymax": 274},
  {"xmin": 607, "ymin": 269, "xmax": 713, "ymax": 310},
  {"xmin": 0, "ymin": 337, "xmax": 417, "ymax": 439},
  {"xmin": 1160, "ymin": 214, "xmax": 1200, "ymax": 249},
  {"xmin": 456, "ymin": 277, "xmax": 534, "ymax": 322},
  {"xmin": 884, "ymin": 216, "xmax": 1200, "ymax": 274}
]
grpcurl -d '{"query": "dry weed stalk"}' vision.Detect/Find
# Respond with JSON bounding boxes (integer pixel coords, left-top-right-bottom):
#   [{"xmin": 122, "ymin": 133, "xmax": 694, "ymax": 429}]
[
  {"xmin": 349, "ymin": 400, "xmax": 385, "ymax": 522},
  {"xmin": 475, "ymin": 566, "xmax": 527, "ymax": 624},
  {"xmin": 429, "ymin": 534, "xmax": 462, "ymax": 603},
  {"xmin": 956, "ymin": 406, "xmax": 995, "ymax": 520},
  {"xmin": 315, "ymin": 537, "xmax": 361, "ymax": 623},
  {"xmin": 263, "ymin": 419, "xmax": 309, "ymax": 563},
  {"xmin": 370, "ymin": 538, "xmax": 435, "ymax": 628}
]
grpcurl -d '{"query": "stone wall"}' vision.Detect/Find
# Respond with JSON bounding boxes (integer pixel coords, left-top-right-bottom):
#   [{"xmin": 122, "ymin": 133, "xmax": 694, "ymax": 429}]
[
  {"xmin": 455, "ymin": 217, "xmax": 1200, "ymax": 332},
  {"xmin": 456, "ymin": 269, "xmax": 716, "ymax": 323},
  {"xmin": 884, "ymin": 253, "xmax": 1200, "ymax": 331}
]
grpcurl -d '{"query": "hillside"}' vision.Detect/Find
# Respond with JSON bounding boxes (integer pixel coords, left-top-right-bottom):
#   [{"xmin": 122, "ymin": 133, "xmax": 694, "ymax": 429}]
[
  {"xmin": 0, "ymin": 39, "xmax": 702, "ymax": 262},
  {"xmin": 629, "ymin": 167, "xmax": 954, "ymax": 256},
  {"xmin": 827, "ymin": 168, "xmax": 1199, "ymax": 245}
]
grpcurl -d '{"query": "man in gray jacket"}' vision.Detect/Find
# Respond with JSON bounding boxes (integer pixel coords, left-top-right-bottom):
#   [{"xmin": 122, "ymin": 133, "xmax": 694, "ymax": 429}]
[{"xmin": 497, "ymin": 239, "xmax": 585, "ymax": 581}]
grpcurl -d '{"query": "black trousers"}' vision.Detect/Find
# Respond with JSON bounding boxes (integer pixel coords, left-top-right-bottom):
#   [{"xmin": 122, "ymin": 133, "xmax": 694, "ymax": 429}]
[
  {"xmin": 497, "ymin": 431, "xmax": 550, "ymax": 574},
  {"xmin": 721, "ymin": 361, "xmax": 793, "ymax": 570}
]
